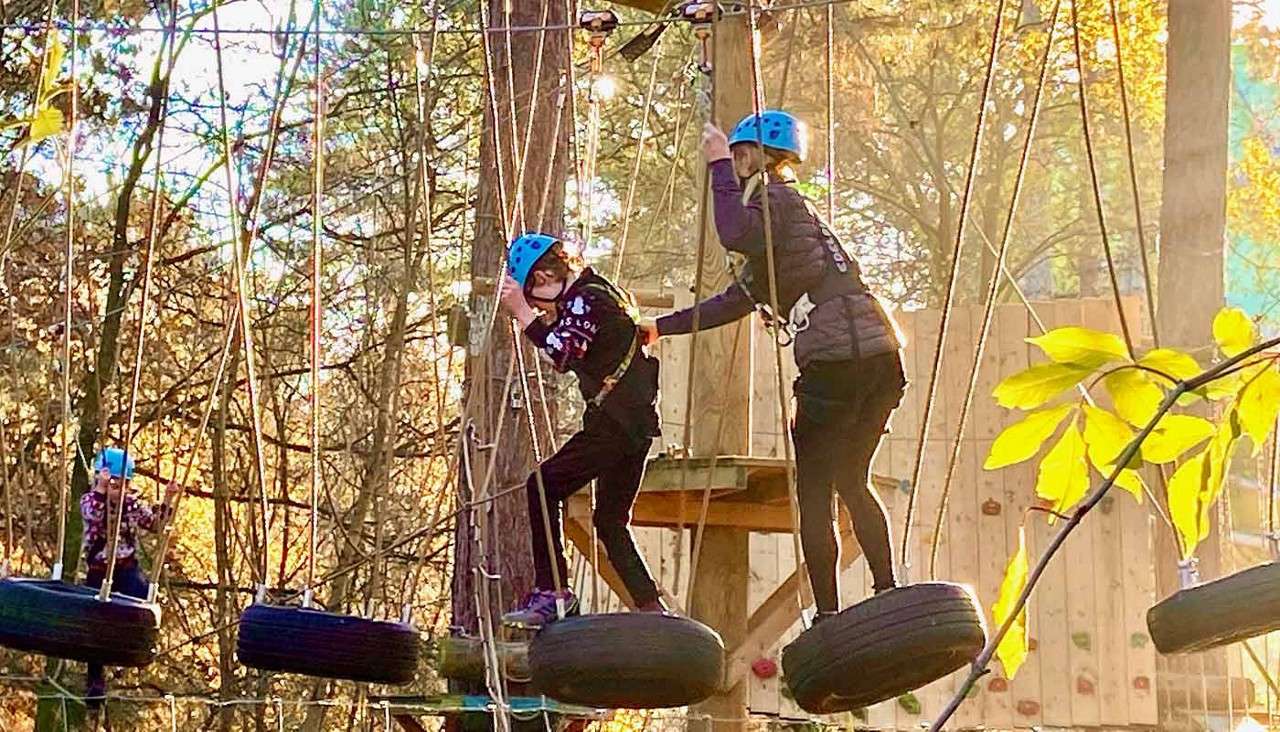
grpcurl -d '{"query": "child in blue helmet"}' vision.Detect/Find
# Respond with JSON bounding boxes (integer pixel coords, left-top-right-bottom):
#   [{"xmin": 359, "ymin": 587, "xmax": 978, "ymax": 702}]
[
  {"xmin": 497, "ymin": 234, "xmax": 668, "ymax": 627},
  {"xmin": 80, "ymin": 447, "xmax": 178, "ymax": 704},
  {"xmin": 643, "ymin": 112, "xmax": 906, "ymax": 624}
]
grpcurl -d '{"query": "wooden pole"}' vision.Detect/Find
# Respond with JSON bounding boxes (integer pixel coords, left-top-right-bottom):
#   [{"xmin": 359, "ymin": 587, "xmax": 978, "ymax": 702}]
[{"xmin": 687, "ymin": 11, "xmax": 757, "ymax": 731}]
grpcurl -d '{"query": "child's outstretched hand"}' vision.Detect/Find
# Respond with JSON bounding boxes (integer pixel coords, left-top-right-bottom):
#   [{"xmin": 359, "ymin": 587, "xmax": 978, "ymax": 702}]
[
  {"xmin": 638, "ymin": 319, "xmax": 660, "ymax": 346},
  {"xmin": 701, "ymin": 123, "xmax": 730, "ymax": 163}
]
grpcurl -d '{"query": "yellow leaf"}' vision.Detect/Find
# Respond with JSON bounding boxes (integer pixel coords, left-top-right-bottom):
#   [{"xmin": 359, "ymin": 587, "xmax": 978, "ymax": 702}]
[
  {"xmin": 1104, "ymin": 369, "xmax": 1164, "ymax": 426},
  {"xmin": 993, "ymin": 363, "xmax": 1092, "ymax": 410},
  {"xmin": 39, "ymin": 36, "xmax": 66, "ymax": 102},
  {"xmin": 1082, "ymin": 404, "xmax": 1134, "ymax": 469},
  {"xmin": 992, "ymin": 526, "xmax": 1029, "ymax": 680},
  {"xmin": 1237, "ymin": 364, "xmax": 1280, "ymax": 454},
  {"xmin": 985, "ymin": 404, "xmax": 1075, "ymax": 470},
  {"xmin": 1142, "ymin": 414, "xmax": 1215, "ymax": 464},
  {"xmin": 1213, "ymin": 307, "xmax": 1256, "ymax": 358},
  {"xmin": 1167, "ymin": 452, "xmax": 1208, "ymax": 560},
  {"xmin": 1108, "ymin": 467, "xmax": 1146, "ymax": 503},
  {"xmin": 26, "ymin": 107, "xmax": 64, "ymax": 145},
  {"xmin": 1137, "ymin": 348, "xmax": 1201, "ymax": 382},
  {"xmin": 1026, "ymin": 326, "xmax": 1129, "ymax": 369},
  {"xmin": 1036, "ymin": 416, "xmax": 1090, "ymax": 516}
]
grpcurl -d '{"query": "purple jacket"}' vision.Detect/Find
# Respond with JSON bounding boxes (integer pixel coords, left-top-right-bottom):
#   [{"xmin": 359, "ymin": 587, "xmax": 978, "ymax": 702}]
[{"xmin": 657, "ymin": 160, "xmax": 901, "ymax": 369}]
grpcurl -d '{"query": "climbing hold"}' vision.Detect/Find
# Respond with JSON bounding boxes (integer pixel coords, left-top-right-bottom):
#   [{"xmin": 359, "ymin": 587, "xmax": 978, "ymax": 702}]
[
  {"xmin": 0, "ymin": 577, "xmax": 160, "ymax": 667},
  {"xmin": 237, "ymin": 603, "xmax": 420, "ymax": 684},
  {"xmin": 1147, "ymin": 561, "xmax": 1280, "ymax": 654},
  {"xmin": 897, "ymin": 692, "xmax": 921, "ymax": 714},
  {"xmin": 1071, "ymin": 631, "xmax": 1091, "ymax": 650},
  {"xmin": 781, "ymin": 583, "xmax": 986, "ymax": 714},
  {"xmin": 1129, "ymin": 632, "xmax": 1148, "ymax": 648},
  {"xmin": 750, "ymin": 657, "xmax": 777, "ymax": 680},
  {"xmin": 529, "ymin": 613, "xmax": 724, "ymax": 709},
  {"xmin": 1133, "ymin": 675, "xmax": 1151, "ymax": 691},
  {"xmin": 987, "ymin": 677, "xmax": 1009, "ymax": 693},
  {"xmin": 1076, "ymin": 676, "xmax": 1095, "ymax": 696},
  {"xmin": 981, "ymin": 498, "xmax": 1002, "ymax": 516},
  {"xmin": 1016, "ymin": 699, "xmax": 1041, "ymax": 717}
]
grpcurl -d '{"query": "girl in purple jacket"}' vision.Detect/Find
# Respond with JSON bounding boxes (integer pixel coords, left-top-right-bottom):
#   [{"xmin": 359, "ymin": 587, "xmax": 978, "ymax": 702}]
[{"xmin": 645, "ymin": 112, "xmax": 906, "ymax": 624}]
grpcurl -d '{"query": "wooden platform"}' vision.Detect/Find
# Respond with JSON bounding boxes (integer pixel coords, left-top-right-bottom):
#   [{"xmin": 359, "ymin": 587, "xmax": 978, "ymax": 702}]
[{"xmin": 567, "ymin": 454, "xmax": 903, "ymax": 533}]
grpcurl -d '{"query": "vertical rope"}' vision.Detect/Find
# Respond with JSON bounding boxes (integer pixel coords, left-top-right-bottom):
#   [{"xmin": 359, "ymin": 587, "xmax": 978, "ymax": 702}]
[
  {"xmin": 743, "ymin": 0, "xmax": 805, "ymax": 613},
  {"xmin": 306, "ymin": 0, "xmax": 325, "ymax": 598},
  {"xmin": 1070, "ymin": 0, "xmax": 1134, "ymax": 357},
  {"xmin": 52, "ymin": 0, "xmax": 81, "ymax": 582},
  {"xmin": 927, "ymin": 0, "xmax": 1060, "ymax": 580},
  {"xmin": 612, "ymin": 35, "xmax": 665, "ymax": 281},
  {"xmin": 824, "ymin": 0, "xmax": 835, "ymax": 224},
  {"xmin": 898, "ymin": 0, "xmax": 1006, "ymax": 578},
  {"xmin": 1107, "ymin": 0, "xmax": 1158, "ymax": 347},
  {"xmin": 211, "ymin": 0, "xmax": 273, "ymax": 589},
  {"xmin": 100, "ymin": 0, "xmax": 179, "ymax": 600}
]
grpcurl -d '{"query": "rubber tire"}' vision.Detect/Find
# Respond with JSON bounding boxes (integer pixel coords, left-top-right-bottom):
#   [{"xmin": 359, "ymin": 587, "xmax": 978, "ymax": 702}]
[
  {"xmin": 529, "ymin": 613, "xmax": 725, "ymax": 708},
  {"xmin": 236, "ymin": 603, "xmax": 421, "ymax": 685},
  {"xmin": 1147, "ymin": 562, "xmax": 1280, "ymax": 655},
  {"xmin": 0, "ymin": 577, "xmax": 160, "ymax": 667},
  {"xmin": 781, "ymin": 583, "xmax": 987, "ymax": 714}
]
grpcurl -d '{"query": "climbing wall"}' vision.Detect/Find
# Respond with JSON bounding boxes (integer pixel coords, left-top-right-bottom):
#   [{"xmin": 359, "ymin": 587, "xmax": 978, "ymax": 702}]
[
  {"xmin": 739, "ymin": 297, "xmax": 1161, "ymax": 729},
  {"xmin": 577, "ymin": 297, "xmax": 1165, "ymax": 729}
]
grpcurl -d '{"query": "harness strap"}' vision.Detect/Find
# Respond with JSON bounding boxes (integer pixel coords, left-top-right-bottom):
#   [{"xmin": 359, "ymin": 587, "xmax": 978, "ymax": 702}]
[{"xmin": 576, "ymin": 280, "xmax": 642, "ymax": 408}]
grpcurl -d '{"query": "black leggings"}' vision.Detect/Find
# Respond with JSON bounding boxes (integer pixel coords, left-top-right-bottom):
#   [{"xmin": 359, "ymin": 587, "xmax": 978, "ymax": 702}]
[
  {"xmin": 792, "ymin": 353, "xmax": 905, "ymax": 613},
  {"xmin": 526, "ymin": 416, "xmax": 660, "ymax": 606}
]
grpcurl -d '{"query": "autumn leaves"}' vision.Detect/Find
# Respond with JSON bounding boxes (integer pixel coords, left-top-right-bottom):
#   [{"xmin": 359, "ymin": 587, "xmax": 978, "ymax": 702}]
[{"xmin": 983, "ymin": 307, "xmax": 1280, "ymax": 678}]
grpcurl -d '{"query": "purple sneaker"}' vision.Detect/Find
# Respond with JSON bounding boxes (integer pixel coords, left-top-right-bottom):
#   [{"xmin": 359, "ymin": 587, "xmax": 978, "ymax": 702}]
[{"xmin": 502, "ymin": 588, "xmax": 578, "ymax": 628}]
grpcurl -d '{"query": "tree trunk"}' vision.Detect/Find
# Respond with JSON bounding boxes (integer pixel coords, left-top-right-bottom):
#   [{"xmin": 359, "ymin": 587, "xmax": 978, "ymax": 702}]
[
  {"xmin": 449, "ymin": 0, "xmax": 570, "ymax": 639},
  {"xmin": 1153, "ymin": 0, "xmax": 1231, "ymax": 700}
]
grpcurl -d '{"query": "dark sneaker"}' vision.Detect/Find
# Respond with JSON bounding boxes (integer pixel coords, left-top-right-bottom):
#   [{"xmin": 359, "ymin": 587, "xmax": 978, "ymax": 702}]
[
  {"xmin": 502, "ymin": 588, "xmax": 578, "ymax": 628},
  {"xmin": 811, "ymin": 610, "xmax": 838, "ymax": 627},
  {"xmin": 85, "ymin": 679, "xmax": 106, "ymax": 709},
  {"xmin": 636, "ymin": 596, "xmax": 674, "ymax": 615}
]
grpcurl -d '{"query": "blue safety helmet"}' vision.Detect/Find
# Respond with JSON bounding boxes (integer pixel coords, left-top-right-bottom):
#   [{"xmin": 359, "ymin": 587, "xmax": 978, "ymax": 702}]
[
  {"xmin": 507, "ymin": 232, "xmax": 562, "ymax": 288},
  {"xmin": 727, "ymin": 110, "xmax": 808, "ymax": 163},
  {"xmin": 94, "ymin": 447, "xmax": 135, "ymax": 480}
]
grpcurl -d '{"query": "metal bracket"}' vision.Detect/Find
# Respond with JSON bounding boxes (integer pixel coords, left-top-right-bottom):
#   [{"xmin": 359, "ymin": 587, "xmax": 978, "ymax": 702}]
[
  {"xmin": 1177, "ymin": 558, "xmax": 1200, "ymax": 589},
  {"xmin": 681, "ymin": 1, "xmax": 719, "ymax": 73}
]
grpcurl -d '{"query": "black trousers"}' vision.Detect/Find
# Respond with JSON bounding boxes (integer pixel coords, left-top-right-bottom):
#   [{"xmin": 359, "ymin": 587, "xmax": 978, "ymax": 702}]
[
  {"xmin": 83, "ymin": 563, "xmax": 150, "ymax": 688},
  {"xmin": 792, "ymin": 353, "xmax": 906, "ymax": 613},
  {"xmin": 526, "ymin": 416, "xmax": 660, "ymax": 606}
]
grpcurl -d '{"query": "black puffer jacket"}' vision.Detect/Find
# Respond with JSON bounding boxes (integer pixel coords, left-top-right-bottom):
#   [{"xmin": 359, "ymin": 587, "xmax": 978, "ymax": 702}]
[{"xmin": 657, "ymin": 159, "xmax": 901, "ymax": 369}]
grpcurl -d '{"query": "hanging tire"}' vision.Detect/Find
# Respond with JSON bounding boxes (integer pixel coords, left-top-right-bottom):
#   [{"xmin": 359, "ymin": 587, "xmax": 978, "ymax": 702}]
[
  {"xmin": 0, "ymin": 577, "xmax": 160, "ymax": 667},
  {"xmin": 1147, "ymin": 561, "xmax": 1280, "ymax": 655},
  {"xmin": 781, "ymin": 583, "xmax": 987, "ymax": 714},
  {"xmin": 529, "ymin": 613, "xmax": 725, "ymax": 708},
  {"xmin": 236, "ymin": 603, "xmax": 421, "ymax": 685}
]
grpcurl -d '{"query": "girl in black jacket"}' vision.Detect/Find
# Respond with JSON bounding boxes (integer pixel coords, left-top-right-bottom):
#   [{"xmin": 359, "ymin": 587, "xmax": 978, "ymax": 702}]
[{"xmin": 646, "ymin": 112, "xmax": 906, "ymax": 623}]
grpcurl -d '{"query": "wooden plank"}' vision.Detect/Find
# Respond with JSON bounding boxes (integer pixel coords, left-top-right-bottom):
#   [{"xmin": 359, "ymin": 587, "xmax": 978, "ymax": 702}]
[
  {"xmin": 747, "ymin": 532, "xmax": 782, "ymax": 716},
  {"xmin": 1057, "ymin": 302, "xmax": 1101, "ymax": 729},
  {"xmin": 996, "ymin": 304, "xmax": 1043, "ymax": 730},
  {"xmin": 1083, "ymin": 298, "xmax": 1131, "ymax": 728},
  {"xmin": 1033, "ymin": 300, "xmax": 1078, "ymax": 728},
  {"xmin": 1120, "ymin": 475, "xmax": 1159, "ymax": 725}
]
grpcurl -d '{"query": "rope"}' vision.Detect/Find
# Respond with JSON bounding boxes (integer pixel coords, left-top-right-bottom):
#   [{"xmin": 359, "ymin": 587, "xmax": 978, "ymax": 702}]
[
  {"xmin": 743, "ymin": 0, "xmax": 806, "ymax": 615},
  {"xmin": 611, "ymin": 34, "xmax": 665, "ymax": 281},
  {"xmin": 0, "ymin": 0, "xmax": 896, "ymax": 38},
  {"xmin": 100, "ymin": 0, "xmax": 179, "ymax": 601},
  {"xmin": 52, "ymin": 0, "xmax": 81, "ymax": 583},
  {"xmin": 824, "ymin": 0, "xmax": 834, "ymax": 224},
  {"xmin": 898, "ymin": 0, "xmax": 1006, "ymax": 579},
  {"xmin": 1070, "ymin": 0, "xmax": 1134, "ymax": 358},
  {"xmin": 926, "ymin": 0, "xmax": 1060, "ymax": 580},
  {"xmin": 306, "ymin": 0, "xmax": 326, "ymax": 599},
  {"xmin": 1106, "ymin": 0, "xmax": 1158, "ymax": 348}
]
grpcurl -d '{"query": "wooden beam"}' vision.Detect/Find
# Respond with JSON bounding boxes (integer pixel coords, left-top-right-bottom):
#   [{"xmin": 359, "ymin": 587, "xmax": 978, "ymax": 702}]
[
  {"xmin": 563, "ymin": 516, "xmax": 637, "ymax": 608},
  {"xmin": 393, "ymin": 715, "xmax": 428, "ymax": 732},
  {"xmin": 724, "ymin": 519, "xmax": 863, "ymax": 687},
  {"xmin": 569, "ymin": 491, "xmax": 798, "ymax": 533}
]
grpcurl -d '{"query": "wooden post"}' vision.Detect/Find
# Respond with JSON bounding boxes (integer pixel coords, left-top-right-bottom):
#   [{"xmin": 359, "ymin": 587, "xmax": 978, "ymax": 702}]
[{"xmin": 686, "ymin": 11, "xmax": 758, "ymax": 731}]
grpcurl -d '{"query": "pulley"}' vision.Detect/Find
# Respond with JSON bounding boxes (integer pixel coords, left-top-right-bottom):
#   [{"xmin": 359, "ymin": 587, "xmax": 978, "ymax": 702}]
[
  {"xmin": 681, "ymin": 1, "xmax": 718, "ymax": 73},
  {"xmin": 579, "ymin": 9, "xmax": 619, "ymax": 72}
]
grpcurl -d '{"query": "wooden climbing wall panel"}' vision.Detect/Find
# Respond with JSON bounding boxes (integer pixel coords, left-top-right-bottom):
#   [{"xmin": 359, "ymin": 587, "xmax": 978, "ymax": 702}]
[{"xmin": 574, "ymin": 297, "xmax": 1160, "ymax": 729}]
